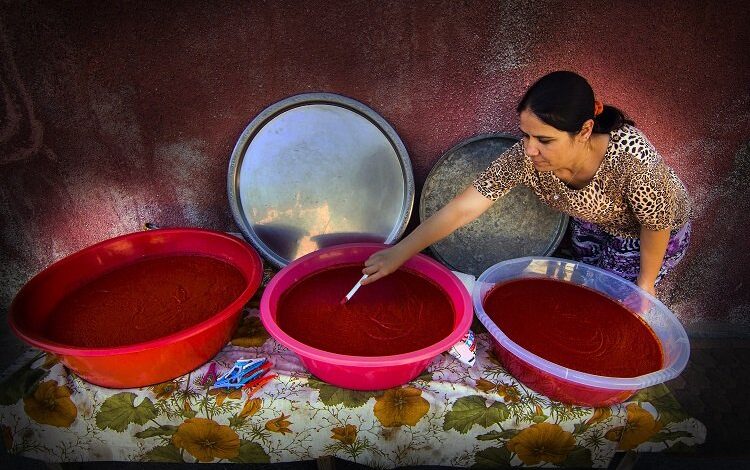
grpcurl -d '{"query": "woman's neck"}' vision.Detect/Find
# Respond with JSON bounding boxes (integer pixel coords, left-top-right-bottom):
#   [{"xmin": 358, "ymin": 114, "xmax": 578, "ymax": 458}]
[{"xmin": 556, "ymin": 133, "xmax": 609, "ymax": 189}]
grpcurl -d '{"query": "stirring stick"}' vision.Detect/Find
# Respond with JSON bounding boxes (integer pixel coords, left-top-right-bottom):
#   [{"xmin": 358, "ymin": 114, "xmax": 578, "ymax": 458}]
[{"xmin": 340, "ymin": 274, "xmax": 369, "ymax": 304}]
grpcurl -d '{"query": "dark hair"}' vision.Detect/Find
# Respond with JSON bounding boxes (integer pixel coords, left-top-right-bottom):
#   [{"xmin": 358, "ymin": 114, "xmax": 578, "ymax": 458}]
[{"xmin": 516, "ymin": 71, "xmax": 634, "ymax": 134}]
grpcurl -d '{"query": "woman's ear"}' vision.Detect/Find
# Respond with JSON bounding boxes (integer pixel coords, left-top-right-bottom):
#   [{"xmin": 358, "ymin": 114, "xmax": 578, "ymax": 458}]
[{"xmin": 578, "ymin": 119, "xmax": 594, "ymax": 142}]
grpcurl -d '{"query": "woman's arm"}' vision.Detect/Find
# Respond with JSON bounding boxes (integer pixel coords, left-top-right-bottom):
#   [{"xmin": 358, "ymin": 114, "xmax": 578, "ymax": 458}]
[
  {"xmin": 361, "ymin": 185, "xmax": 494, "ymax": 284},
  {"xmin": 637, "ymin": 226, "xmax": 671, "ymax": 295}
]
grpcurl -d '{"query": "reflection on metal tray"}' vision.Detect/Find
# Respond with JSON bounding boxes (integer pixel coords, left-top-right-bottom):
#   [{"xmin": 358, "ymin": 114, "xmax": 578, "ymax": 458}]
[
  {"xmin": 420, "ymin": 133, "xmax": 568, "ymax": 277},
  {"xmin": 228, "ymin": 93, "xmax": 414, "ymax": 267}
]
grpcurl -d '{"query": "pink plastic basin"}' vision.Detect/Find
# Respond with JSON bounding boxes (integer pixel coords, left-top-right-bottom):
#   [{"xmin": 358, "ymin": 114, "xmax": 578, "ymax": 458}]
[{"xmin": 260, "ymin": 243, "xmax": 473, "ymax": 390}]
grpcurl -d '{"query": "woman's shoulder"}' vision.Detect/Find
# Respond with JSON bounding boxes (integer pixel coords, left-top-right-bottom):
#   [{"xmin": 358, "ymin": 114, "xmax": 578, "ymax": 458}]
[
  {"xmin": 506, "ymin": 139, "xmax": 527, "ymax": 160},
  {"xmin": 609, "ymin": 124, "xmax": 662, "ymax": 166},
  {"xmin": 486, "ymin": 139, "xmax": 528, "ymax": 166},
  {"xmin": 473, "ymin": 139, "xmax": 532, "ymax": 200}
]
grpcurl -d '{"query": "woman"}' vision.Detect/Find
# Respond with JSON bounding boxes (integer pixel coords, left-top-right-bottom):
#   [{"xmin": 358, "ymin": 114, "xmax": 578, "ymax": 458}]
[{"xmin": 362, "ymin": 71, "xmax": 691, "ymax": 296}]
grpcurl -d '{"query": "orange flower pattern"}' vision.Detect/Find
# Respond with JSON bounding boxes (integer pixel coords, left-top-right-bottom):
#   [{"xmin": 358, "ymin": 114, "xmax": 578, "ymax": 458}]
[
  {"xmin": 265, "ymin": 413, "xmax": 292, "ymax": 434},
  {"xmin": 182, "ymin": 399, "xmax": 196, "ymax": 418},
  {"xmin": 331, "ymin": 424, "xmax": 358, "ymax": 445},
  {"xmin": 172, "ymin": 418, "xmax": 240, "ymax": 462},
  {"xmin": 23, "ymin": 380, "xmax": 77, "ymax": 427},
  {"xmin": 475, "ymin": 378, "xmax": 520, "ymax": 403},
  {"xmin": 150, "ymin": 381, "xmax": 179, "ymax": 400},
  {"xmin": 507, "ymin": 422, "xmax": 576, "ymax": 465},
  {"xmin": 498, "ymin": 384, "xmax": 521, "ymax": 403},
  {"xmin": 605, "ymin": 403, "xmax": 663, "ymax": 450},
  {"xmin": 374, "ymin": 387, "xmax": 429, "ymax": 427},
  {"xmin": 586, "ymin": 407, "xmax": 612, "ymax": 427},
  {"xmin": 475, "ymin": 378, "xmax": 496, "ymax": 393},
  {"xmin": 239, "ymin": 398, "xmax": 262, "ymax": 418},
  {"xmin": 208, "ymin": 387, "xmax": 243, "ymax": 407}
]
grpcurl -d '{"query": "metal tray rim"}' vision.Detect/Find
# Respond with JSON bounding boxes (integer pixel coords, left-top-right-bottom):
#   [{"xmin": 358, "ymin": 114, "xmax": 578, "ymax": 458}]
[{"xmin": 228, "ymin": 92, "xmax": 415, "ymax": 268}]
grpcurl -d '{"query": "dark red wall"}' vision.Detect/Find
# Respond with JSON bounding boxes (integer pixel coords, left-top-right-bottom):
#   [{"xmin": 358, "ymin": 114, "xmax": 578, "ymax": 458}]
[{"xmin": 1, "ymin": 0, "xmax": 748, "ymax": 365}]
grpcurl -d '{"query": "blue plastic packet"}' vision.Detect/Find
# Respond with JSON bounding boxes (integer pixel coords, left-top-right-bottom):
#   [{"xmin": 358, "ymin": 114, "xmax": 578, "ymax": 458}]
[{"xmin": 214, "ymin": 358, "xmax": 267, "ymax": 388}]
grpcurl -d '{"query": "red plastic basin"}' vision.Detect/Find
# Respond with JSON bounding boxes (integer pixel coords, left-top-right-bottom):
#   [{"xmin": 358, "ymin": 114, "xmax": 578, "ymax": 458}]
[
  {"xmin": 260, "ymin": 243, "xmax": 473, "ymax": 390},
  {"xmin": 9, "ymin": 228, "xmax": 263, "ymax": 388}
]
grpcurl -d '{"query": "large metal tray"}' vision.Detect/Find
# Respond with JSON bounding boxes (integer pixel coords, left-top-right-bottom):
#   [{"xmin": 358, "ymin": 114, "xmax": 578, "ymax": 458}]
[
  {"xmin": 420, "ymin": 133, "xmax": 568, "ymax": 277},
  {"xmin": 228, "ymin": 93, "xmax": 414, "ymax": 267}
]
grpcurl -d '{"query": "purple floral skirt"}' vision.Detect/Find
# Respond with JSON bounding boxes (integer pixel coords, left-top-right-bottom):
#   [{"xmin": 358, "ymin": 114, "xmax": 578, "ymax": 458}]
[{"xmin": 570, "ymin": 218, "xmax": 691, "ymax": 284}]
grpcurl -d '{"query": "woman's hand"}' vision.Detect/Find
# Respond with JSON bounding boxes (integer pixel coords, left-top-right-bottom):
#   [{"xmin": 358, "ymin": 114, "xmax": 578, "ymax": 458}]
[
  {"xmin": 621, "ymin": 276, "xmax": 656, "ymax": 314},
  {"xmin": 361, "ymin": 246, "xmax": 409, "ymax": 285},
  {"xmin": 361, "ymin": 186, "xmax": 494, "ymax": 286}
]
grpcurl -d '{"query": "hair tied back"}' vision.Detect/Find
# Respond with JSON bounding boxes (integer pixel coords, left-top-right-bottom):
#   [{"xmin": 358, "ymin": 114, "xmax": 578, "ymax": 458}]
[{"xmin": 593, "ymin": 99, "xmax": 604, "ymax": 117}]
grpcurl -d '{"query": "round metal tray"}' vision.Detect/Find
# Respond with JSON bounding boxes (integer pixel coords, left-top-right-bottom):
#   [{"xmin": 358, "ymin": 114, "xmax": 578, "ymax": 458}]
[
  {"xmin": 228, "ymin": 93, "xmax": 414, "ymax": 267},
  {"xmin": 420, "ymin": 133, "xmax": 568, "ymax": 277}
]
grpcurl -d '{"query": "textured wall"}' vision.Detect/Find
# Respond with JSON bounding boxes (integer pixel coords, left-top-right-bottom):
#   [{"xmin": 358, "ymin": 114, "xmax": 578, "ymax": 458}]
[{"xmin": 1, "ymin": 0, "xmax": 748, "ymax": 369}]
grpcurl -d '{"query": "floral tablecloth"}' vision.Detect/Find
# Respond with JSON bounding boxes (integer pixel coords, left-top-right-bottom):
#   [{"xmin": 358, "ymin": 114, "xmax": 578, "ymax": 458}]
[{"xmin": 0, "ymin": 307, "xmax": 705, "ymax": 467}]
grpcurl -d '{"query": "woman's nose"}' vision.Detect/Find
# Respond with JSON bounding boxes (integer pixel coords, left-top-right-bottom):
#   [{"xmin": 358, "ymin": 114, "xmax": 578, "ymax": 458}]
[{"xmin": 524, "ymin": 142, "xmax": 540, "ymax": 157}]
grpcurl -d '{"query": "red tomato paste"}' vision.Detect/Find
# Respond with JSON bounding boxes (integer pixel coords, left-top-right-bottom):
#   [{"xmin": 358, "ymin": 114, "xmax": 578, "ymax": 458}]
[
  {"xmin": 44, "ymin": 255, "xmax": 246, "ymax": 347},
  {"xmin": 483, "ymin": 278, "xmax": 662, "ymax": 377},
  {"xmin": 276, "ymin": 265, "xmax": 454, "ymax": 356}
]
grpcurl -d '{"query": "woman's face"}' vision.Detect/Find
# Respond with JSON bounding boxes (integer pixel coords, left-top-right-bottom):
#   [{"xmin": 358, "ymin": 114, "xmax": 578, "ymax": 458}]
[{"xmin": 519, "ymin": 109, "xmax": 585, "ymax": 172}]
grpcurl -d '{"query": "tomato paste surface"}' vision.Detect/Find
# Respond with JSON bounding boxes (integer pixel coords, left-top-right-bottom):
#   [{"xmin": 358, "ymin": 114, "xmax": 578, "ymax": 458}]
[
  {"xmin": 276, "ymin": 264, "xmax": 454, "ymax": 356},
  {"xmin": 483, "ymin": 278, "xmax": 662, "ymax": 377},
  {"xmin": 45, "ymin": 255, "xmax": 246, "ymax": 347}
]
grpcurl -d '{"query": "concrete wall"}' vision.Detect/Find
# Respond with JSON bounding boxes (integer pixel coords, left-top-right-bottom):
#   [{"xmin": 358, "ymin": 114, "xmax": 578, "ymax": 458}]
[{"xmin": 1, "ymin": 0, "xmax": 748, "ymax": 369}]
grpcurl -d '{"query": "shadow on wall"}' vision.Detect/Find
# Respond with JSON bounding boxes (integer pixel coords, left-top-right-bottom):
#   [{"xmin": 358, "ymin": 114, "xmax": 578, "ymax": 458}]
[{"xmin": 665, "ymin": 141, "xmax": 750, "ymax": 336}]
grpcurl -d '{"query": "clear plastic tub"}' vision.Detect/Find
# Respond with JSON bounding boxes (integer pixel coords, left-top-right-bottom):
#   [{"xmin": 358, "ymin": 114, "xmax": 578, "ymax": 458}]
[{"xmin": 473, "ymin": 257, "xmax": 690, "ymax": 406}]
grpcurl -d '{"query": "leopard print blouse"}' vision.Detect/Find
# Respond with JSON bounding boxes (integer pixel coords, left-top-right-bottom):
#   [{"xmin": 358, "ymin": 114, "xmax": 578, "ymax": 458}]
[{"xmin": 472, "ymin": 125, "xmax": 691, "ymax": 238}]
